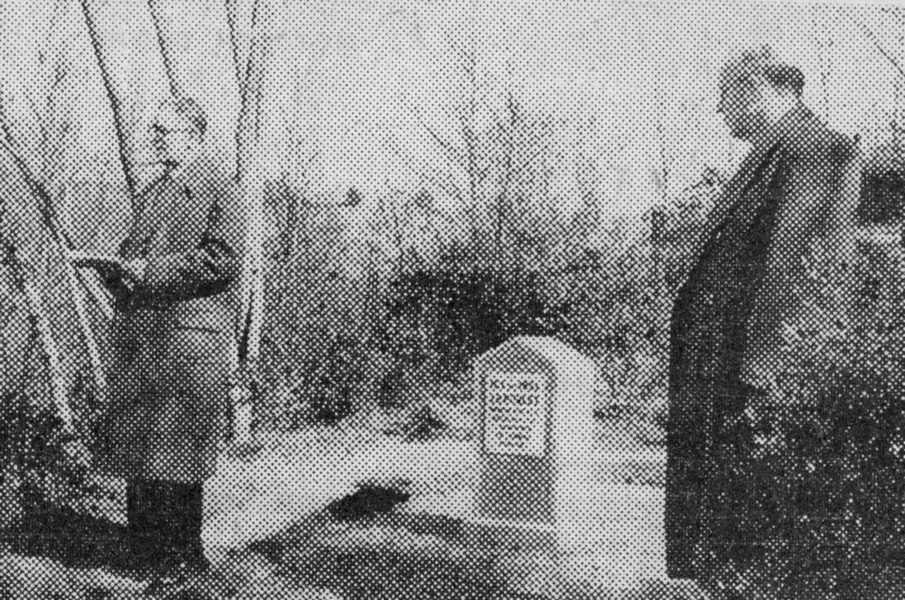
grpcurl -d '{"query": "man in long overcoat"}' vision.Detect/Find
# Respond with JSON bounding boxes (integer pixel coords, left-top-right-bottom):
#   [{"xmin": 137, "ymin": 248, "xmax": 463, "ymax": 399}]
[
  {"xmin": 84, "ymin": 97, "xmax": 243, "ymax": 583},
  {"xmin": 665, "ymin": 46, "xmax": 861, "ymax": 587}
]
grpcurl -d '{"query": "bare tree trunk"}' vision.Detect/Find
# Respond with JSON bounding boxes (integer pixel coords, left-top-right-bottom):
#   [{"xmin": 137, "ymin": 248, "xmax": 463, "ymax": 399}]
[
  {"xmin": 226, "ymin": 0, "xmax": 256, "ymax": 100},
  {"xmin": 66, "ymin": 268, "xmax": 105, "ymax": 393},
  {"xmin": 41, "ymin": 1, "xmax": 108, "ymax": 396},
  {"xmin": 0, "ymin": 105, "xmax": 105, "ymax": 424},
  {"xmin": 0, "ymin": 2, "xmax": 110, "ymax": 400},
  {"xmin": 227, "ymin": 0, "xmax": 269, "ymax": 369},
  {"xmin": 3, "ymin": 246, "xmax": 73, "ymax": 434},
  {"xmin": 81, "ymin": 0, "xmax": 171, "ymax": 200}
]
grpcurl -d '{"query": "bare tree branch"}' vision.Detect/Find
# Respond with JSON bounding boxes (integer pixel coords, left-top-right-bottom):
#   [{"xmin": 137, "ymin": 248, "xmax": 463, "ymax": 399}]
[
  {"xmin": 1, "ymin": 241, "xmax": 74, "ymax": 434},
  {"xmin": 227, "ymin": 0, "xmax": 259, "ymax": 104},
  {"xmin": 495, "ymin": 90, "xmax": 516, "ymax": 266},
  {"xmin": 0, "ymin": 97, "xmax": 110, "ymax": 405},
  {"xmin": 147, "ymin": 1, "xmax": 180, "ymax": 97},
  {"xmin": 388, "ymin": 136, "xmax": 465, "ymax": 205},
  {"xmin": 880, "ymin": 6, "xmax": 905, "ymax": 30},
  {"xmin": 0, "ymin": 5, "xmax": 112, "ymax": 409},
  {"xmin": 847, "ymin": 11, "xmax": 905, "ymax": 83},
  {"xmin": 81, "ymin": 1, "xmax": 139, "ymax": 198},
  {"xmin": 431, "ymin": 15, "xmax": 475, "ymax": 74},
  {"xmin": 0, "ymin": 90, "xmax": 113, "ymax": 317},
  {"xmin": 403, "ymin": 96, "xmax": 466, "ymax": 166},
  {"xmin": 229, "ymin": 0, "xmax": 262, "ymax": 129}
]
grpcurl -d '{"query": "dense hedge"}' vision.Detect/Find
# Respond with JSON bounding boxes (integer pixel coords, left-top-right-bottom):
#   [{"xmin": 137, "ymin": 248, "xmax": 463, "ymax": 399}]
[
  {"xmin": 724, "ymin": 239, "xmax": 905, "ymax": 594},
  {"xmin": 255, "ymin": 241, "xmax": 570, "ymax": 427},
  {"xmin": 382, "ymin": 258, "xmax": 568, "ymax": 379},
  {"xmin": 0, "ymin": 373, "xmax": 100, "ymax": 528}
]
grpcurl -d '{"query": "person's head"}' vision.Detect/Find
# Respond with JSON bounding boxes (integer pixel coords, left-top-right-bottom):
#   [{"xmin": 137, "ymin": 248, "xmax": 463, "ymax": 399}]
[
  {"xmin": 717, "ymin": 45, "xmax": 804, "ymax": 141},
  {"xmin": 151, "ymin": 97, "xmax": 207, "ymax": 170}
]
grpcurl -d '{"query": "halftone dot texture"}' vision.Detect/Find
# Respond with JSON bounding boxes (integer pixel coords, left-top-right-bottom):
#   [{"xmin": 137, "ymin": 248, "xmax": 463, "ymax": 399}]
[{"xmin": 0, "ymin": 1, "xmax": 904, "ymax": 599}]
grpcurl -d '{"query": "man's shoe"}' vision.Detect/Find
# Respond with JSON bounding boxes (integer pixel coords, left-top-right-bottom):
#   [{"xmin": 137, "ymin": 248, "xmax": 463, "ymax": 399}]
[
  {"xmin": 142, "ymin": 562, "xmax": 235, "ymax": 599},
  {"xmin": 142, "ymin": 559, "xmax": 199, "ymax": 596},
  {"xmin": 181, "ymin": 547, "xmax": 212, "ymax": 575}
]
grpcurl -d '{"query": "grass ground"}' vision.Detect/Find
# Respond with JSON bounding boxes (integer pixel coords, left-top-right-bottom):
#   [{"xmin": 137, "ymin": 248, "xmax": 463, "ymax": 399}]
[{"xmin": 0, "ymin": 404, "xmax": 680, "ymax": 599}]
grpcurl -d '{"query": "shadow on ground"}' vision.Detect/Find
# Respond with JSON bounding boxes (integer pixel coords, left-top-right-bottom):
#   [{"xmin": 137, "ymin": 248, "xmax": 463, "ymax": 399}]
[
  {"xmin": 248, "ymin": 484, "xmax": 700, "ymax": 600},
  {"xmin": 2, "ymin": 506, "xmax": 129, "ymax": 571},
  {"xmin": 250, "ymin": 510, "xmax": 509, "ymax": 600},
  {"xmin": 0, "ymin": 493, "xmax": 707, "ymax": 599}
]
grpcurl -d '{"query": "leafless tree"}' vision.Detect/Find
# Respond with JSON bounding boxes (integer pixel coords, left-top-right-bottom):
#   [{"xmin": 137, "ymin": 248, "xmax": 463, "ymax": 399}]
[
  {"xmin": 0, "ymin": 0, "xmax": 115, "ymax": 432},
  {"xmin": 228, "ymin": 0, "xmax": 271, "ymax": 369},
  {"xmin": 81, "ymin": 0, "xmax": 170, "ymax": 201},
  {"xmin": 83, "ymin": 0, "xmax": 272, "ymax": 380}
]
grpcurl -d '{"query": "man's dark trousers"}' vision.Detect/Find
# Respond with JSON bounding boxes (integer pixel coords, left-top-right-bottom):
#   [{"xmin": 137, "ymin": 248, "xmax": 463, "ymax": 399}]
[{"xmin": 126, "ymin": 479, "xmax": 206, "ymax": 570}]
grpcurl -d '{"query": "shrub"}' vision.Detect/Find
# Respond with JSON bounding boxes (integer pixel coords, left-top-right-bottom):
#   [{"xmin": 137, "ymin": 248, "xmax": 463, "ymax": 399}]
[
  {"xmin": 730, "ymin": 238, "xmax": 905, "ymax": 589},
  {"xmin": 0, "ymin": 385, "xmax": 94, "ymax": 526},
  {"xmin": 651, "ymin": 167, "xmax": 723, "ymax": 293},
  {"xmin": 383, "ymin": 248, "xmax": 568, "ymax": 383},
  {"xmin": 552, "ymin": 236, "xmax": 671, "ymax": 413},
  {"xmin": 555, "ymin": 170, "xmax": 721, "ymax": 419},
  {"xmin": 255, "ymin": 328, "xmax": 385, "ymax": 428}
]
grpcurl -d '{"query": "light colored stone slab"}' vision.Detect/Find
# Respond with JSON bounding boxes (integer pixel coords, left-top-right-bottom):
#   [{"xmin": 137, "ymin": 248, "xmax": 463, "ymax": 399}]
[{"xmin": 467, "ymin": 336, "xmax": 667, "ymax": 597}]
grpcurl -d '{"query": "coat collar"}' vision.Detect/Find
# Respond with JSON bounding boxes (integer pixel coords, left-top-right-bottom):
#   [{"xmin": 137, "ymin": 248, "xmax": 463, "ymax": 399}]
[
  {"xmin": 165, "ymin": 153, "xmax": 211, "ymax": 196},
  {"xmin": 699, "ymin": 103, "xmax": 811, "ymax": 248},
  {"xmin": 141, "ymin": 154, "xmax": 222, "ymax": 236}
]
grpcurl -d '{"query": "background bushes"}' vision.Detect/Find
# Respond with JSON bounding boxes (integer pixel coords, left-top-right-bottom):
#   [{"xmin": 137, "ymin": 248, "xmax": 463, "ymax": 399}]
[
  {"xmin": 0, "ymin": 374, "xmax": 101, "ymax": 528},
  {"xmin": 725, "ymin": 235, "xmax": 905, "ymax": 588},
  {"xmin": 251, "ymin": 169, "xmax": 718, "ymax": 431},
  {"xmin": 382, "ymin": 245, "xmax": 569, "ymax": 381},
  {"xmin": 255, "ymin": 238, "xmax": 571, "ymax": 428}
]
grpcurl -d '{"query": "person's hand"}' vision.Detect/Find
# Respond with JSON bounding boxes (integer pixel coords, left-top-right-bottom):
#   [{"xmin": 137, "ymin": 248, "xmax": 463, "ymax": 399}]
[
  {"xmin": 120, "ymin": 258, "xmax": 146, "ymax": 284},
  {"xmin": 743, "ymin": 382, "xmax": 773, "ymax": 427},
  {"xmin": 62, "ymin": 438, "xmax": 91, "ymax": 470},
  {"xmin": 70, "ymin": 251, "xmax": 145, "ymax": 293}
]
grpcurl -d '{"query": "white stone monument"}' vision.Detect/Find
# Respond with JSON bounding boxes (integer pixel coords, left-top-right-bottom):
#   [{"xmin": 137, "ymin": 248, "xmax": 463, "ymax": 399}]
[{"xmin": 466, "ymin": 336, "xmax": 667, "ymax": 598}]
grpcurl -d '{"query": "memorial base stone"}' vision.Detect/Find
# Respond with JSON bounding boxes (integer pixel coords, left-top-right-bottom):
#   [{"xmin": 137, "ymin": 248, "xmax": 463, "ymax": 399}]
[
  {"xmin": 464, "ymin": 519, "xmax": 561, "ymax": 598},
  {"xmin": 465, "ymin": 336, "xmax": 667, "ymax": 597}
]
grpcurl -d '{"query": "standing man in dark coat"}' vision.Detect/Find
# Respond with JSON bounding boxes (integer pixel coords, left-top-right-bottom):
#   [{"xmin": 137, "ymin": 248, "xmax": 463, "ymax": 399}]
[
  {"xmin": 665, "ymin": 46, "xmax": 861, "ymax": 589},
  {"xmin": 74, "ymin": 97, "xmax": 243, "ymax": 584}
]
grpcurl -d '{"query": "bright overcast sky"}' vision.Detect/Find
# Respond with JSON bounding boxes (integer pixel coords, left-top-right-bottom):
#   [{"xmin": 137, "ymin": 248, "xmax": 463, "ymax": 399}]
[{"xmin": 0, "ymin": 1, "xmax": 903, "ymax": 227}]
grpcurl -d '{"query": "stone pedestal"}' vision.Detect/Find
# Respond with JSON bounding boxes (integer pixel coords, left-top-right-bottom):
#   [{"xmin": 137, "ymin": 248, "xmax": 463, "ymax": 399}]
[
  {"xmin": 465, "ymin": 336, "xmax": 668, "ymax": 597},
  {"xmin": 466, "ymin": 336, "xmax": 597, "ymax": 598}
]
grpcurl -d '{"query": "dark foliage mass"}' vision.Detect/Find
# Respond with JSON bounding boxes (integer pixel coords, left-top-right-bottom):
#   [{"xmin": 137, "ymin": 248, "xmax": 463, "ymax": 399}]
[
  {"xmin": 384, "ymin": 259, "xmax": 568, "ymax": 379},
  {"xmin": 720, "ymin": 238, "xmax": 905, "ymax": 592},
  {"xmin": 0, "ymin": 390, "xmax": 89, "ymax": 525}
]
